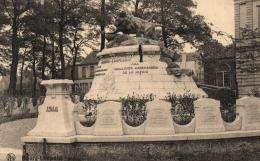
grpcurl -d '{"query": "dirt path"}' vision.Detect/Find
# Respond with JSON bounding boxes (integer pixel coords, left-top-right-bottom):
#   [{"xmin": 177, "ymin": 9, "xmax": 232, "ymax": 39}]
[{"xmin": 0, "ymin": 118, "xmax": 37, "ymax": 149}]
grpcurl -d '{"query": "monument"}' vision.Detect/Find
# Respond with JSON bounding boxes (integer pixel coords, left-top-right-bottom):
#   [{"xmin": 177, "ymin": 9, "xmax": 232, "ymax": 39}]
[
  {"xmin": 85, "ymin": 12, "xmax": 207, "ymax": 101},
  {"xmin": 21, "ymin": 12, "xmax": 260, "ymax": 161}
]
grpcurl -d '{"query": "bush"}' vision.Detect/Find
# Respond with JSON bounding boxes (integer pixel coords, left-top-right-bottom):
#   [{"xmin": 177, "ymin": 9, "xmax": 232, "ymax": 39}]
[
  {"xmin": 79, "ymin": 99, "xmax": 104, "ymax": 127},
  {"xmin": 165, "ymin": 91, "xmax": 198, "ymax": 125},
  {"xmin": 215, "ymin": 88, "xmax": 236, "ymax": 122},
  {"xmin": 121, "ymin": 94, "xmax": 154, "ymax": 127}
]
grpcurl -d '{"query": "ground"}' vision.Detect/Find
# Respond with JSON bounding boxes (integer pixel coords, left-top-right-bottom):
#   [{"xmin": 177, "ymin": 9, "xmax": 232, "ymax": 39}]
[{"xmin": 0, "ymin": 118, "xmax": 36, "ymax": 149}]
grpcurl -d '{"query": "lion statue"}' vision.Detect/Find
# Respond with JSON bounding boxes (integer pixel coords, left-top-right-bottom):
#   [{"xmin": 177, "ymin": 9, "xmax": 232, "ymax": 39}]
[{"xmin": 113, "ymin": 11, "xmax": 161, "ymax": 40}]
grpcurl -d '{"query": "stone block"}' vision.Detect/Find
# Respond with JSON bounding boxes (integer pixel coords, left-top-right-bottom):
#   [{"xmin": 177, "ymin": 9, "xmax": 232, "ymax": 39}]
[
  {"xmin": 237, "ymin": 96, "xmax": 260, "ymax": 130},
  {"xmin": 93, "ymin": 101, "xmax": 123, "ymax": 136},
  {"xmin": 122, "ymin": 121, "xmax": 145, "ymax": 135},
  {"xmin": 194, "ymin": 98, "xmax": 225, "ymax": 133},
  {"xmin": 173, "ymin": 118, "xmax": 195, "ymax": 133},
  {"xmin": 145, "ymin": 100, "xmax": 175, "ymax": 135}
]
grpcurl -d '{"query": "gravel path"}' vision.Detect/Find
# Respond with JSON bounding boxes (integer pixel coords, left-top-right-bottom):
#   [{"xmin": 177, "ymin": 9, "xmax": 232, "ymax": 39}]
[{"xmin": 0, "ymin": 118, "xmax": 37, "ymax": 149}]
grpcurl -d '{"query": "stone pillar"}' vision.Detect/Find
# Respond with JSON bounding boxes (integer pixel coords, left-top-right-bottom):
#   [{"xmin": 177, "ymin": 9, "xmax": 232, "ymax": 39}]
[{"xmin": 27, "ymin": 80, "xmax": 76, "ymax": 137}]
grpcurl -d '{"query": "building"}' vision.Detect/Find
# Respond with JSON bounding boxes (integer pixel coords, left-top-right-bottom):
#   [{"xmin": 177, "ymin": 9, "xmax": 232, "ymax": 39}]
[
  {"xmin": 67, "ymin": 51, "xmax": 99, "ymax": 96},
  {"xmin": 203, "ymin": 47, "xmax": 236, "ymax": 91},
  {"xmin": 235, "ymin": 0, "xmax": 260, "ymax": 96}
]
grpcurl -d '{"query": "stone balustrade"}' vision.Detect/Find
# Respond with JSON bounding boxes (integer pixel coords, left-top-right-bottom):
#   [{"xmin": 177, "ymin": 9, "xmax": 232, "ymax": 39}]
[
  {"xmin": 73, "ymin": 97, "xmax": 259, "ymax": 136},
  {"xmin": 21, "ymin": 80, "xmax": 260, "ymax": 143}
]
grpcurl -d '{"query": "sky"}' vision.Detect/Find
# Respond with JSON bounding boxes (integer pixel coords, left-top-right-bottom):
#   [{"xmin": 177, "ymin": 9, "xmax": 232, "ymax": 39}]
[
  {"xmin": 196, "ymin": 0, "xmax": 234, "ymax": 43},
  {"xmin": 181, "ymin": 0, "xmax": 234, "ymax": 52}
]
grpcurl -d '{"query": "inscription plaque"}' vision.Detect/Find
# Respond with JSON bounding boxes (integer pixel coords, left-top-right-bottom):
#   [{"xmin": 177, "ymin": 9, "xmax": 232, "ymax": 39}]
[
  {"xmin": 194, "ymin": 98, "xmax": 225, "ymax": 133},
  {"xmin": 93, "ymin": 101, "xmax": 123, "ymax": 136},
  {"xmin": 237, "ymin": 97, "xmax": 260, "ymax": 130},
  {"xmin": 145, "ymin": 100, "xmax": 175, "ymax": 135},
  {"xmin": 100, "ymin": 110, "xmax": 115, "ymax": 126}
]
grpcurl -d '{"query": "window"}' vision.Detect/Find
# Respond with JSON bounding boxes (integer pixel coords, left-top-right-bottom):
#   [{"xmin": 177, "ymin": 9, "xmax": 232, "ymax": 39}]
[
  {"xmin": 82, "ymin": 67, "xmax": 87, "ymax": 79},
  {"xmin": 216, "ymin": 64, "xmax": 231, "ymax": 87},
  {"xmin": 239, "ymin": 3, "xmax": 247, "ymax": 37},
  {"xmin": 90, "ymin": 66, "xmax": 95, "ymax": 78}
]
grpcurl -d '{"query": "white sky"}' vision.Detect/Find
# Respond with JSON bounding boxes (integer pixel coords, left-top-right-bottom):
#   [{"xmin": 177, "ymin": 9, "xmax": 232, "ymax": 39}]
[
  {"xmin": 182, "ymin": 0, "xmax": 234, "ymax": 52},
  {"xmin": 196, "ymin": 0, "xmax": 234, "ymax": 41}
]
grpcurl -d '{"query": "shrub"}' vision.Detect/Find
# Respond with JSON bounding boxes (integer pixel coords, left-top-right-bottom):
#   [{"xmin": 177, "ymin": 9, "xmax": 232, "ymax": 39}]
[
  {"xmin": 165, "ymin": 91, "xmax": 198, "ymax": 125},
  {"xmin": 79, "ymin": 99, "xmax": 104, "ymax": 127},
  {"xmin": 121, "ymin": 94, "xmax": 154, "ymax": 127},
  {"xmin": 215, "ymin": 88, "xmax": 236, "ymax": 122}
]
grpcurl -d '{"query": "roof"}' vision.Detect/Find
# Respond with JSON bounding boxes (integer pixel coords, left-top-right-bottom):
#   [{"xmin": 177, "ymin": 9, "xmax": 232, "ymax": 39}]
[{"xmin": 78, "ymin": 51, "xmax": 99, "ymax": 65}]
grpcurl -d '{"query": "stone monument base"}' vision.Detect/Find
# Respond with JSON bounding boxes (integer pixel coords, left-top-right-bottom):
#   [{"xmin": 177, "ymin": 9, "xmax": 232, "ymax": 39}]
[{"xmin": 22, "ymin": 131, "xmax": 260, "ymax": 161}]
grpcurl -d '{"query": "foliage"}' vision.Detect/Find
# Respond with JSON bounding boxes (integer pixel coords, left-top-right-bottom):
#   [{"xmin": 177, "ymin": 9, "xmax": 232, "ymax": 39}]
[
  {"xmin": 0, "ymin": 94, "xmax": 39, "ymax": 118},
  {"xmin": 135, "ymin": 0, "xmax": 212, "ymax": 50},
  {"xmin": 215, "ymin": 88, "xmax": 236, "ymax": 122},
  {"xmin": 251, "ymin": 87, "xmax": 260, "ymax": 97},
  {"xmin": 87, "ymin": 0, "xmax": 129, "ymax": 50},
  {"xmin": 79, "ymin": 98, "xmax": 105, "ymax": 127},
  {"xmin": 165, "ymin": 91, "xmax": 198, "ymax": 125},
  {"xmin": 121, "ymin": 93, "xmax": 154, "ymax": 127},
  {"xmin": 0, "ymin": 0, "xmax": 34, "ymax": 95}
]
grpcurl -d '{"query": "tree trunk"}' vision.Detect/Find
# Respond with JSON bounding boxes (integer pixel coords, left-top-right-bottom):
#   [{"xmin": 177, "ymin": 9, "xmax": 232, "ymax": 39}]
[
  {"xmin": 32, "ymin": 43, "xmax": 37, "ymax": 98},
  {"xmin": 8, "ymin": 15, "xmax": 19, "ymax": 96},
  {"xmin": 71, "ymin": 48, "xmax": 78, "ymax": 81},
  {"xmin": 134, "ymin": 0, "xmax": 140, "ymax": 17},
  {"xmin": 41, "ymin": 36, "xmax": 47, "ymax": 80},
  {"xmin": 59, "ymin": 0, "xmax": 66, "ymax": 78},
  {"xmin": 233, "ymin": 40, "xmax": 238, "ymax": 98},
  {"xmin": 160, "ymin": 1, "xmax": 168, "ymax": 48},
  {"xmin": 51, "ymin": 35, "xmax": 56, "ymax": 79},
  {"xmin": 20, "ymin": 51, "xmax": 26, "ymax": 95},
  {"xmin": 71, "ymin": 29, "xmax": 78, "ymax": 81},
  {"xmin": 100, "ymin": 0, "xmax": 106, "ymax": 51}
]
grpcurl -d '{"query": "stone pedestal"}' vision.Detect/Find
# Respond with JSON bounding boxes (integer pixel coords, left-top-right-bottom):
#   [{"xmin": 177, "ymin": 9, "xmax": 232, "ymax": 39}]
[
  {"xmin": 85, "ymin": 45, "xmax": 207, "ymax": 101},
  {"xmin": 27, "ymin": 80, "xmax": 76, "ymax": 137}
]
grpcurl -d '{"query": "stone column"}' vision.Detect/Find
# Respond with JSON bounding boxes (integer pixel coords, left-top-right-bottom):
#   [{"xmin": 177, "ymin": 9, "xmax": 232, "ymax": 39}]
[{"xmin": 27, "ymin": 79, "xmax": 76, "ymax": 137}]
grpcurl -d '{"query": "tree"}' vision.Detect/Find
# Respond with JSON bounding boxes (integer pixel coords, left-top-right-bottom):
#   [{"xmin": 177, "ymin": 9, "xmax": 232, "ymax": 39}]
[
  {"xmin": 51, "ymin": 0, "xmax": 88, "ymax": 79},
  {"xmin": 88, "ymin": 0, "xmax": 128, "ymax": 51},
  {"xmin": 66, "ymin": 25, "xmax": 98, "ymax": 81},
  {"xmin": 138, "ymin": 0, "xmax": 212, "ymax": 50},
  {"xmin": 1, "ymin": 0, "xmax": 32, "ymax": 95}
]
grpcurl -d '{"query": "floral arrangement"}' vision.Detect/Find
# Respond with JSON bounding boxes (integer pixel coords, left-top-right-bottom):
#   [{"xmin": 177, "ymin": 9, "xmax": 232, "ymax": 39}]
[
  {"xmin": 165, "ymin": 90, "xmax": 198, "ymax": 125},
  {"xmin": 78, "ymin": 98, "xmax": 105, "ymax": 127},
  {"xmin": 121, "ymin": 93, "xmax": 154, "ymax": 127}
]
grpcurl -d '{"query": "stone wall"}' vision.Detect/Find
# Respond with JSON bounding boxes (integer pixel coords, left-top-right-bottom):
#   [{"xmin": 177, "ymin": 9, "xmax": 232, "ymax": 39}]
[{"xmin": 24, "ymin": 136, "xmax": 260, "ymax": 161}]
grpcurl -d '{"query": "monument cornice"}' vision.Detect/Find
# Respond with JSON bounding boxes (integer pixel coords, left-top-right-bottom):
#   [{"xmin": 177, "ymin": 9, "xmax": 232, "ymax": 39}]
[{"xmin": 97, "ymin": 45, "xmax": 161, "ymax": 58}]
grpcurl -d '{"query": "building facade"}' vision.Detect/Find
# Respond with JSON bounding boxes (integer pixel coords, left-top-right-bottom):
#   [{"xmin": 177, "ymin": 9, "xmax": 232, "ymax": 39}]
[
  {"xmin": 235, "ymin": 0, "xmax": 260, "ymax": 97},
  {"xmin": 66, "ymin": 51, "xmax": 98, "ymax": 97}
]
